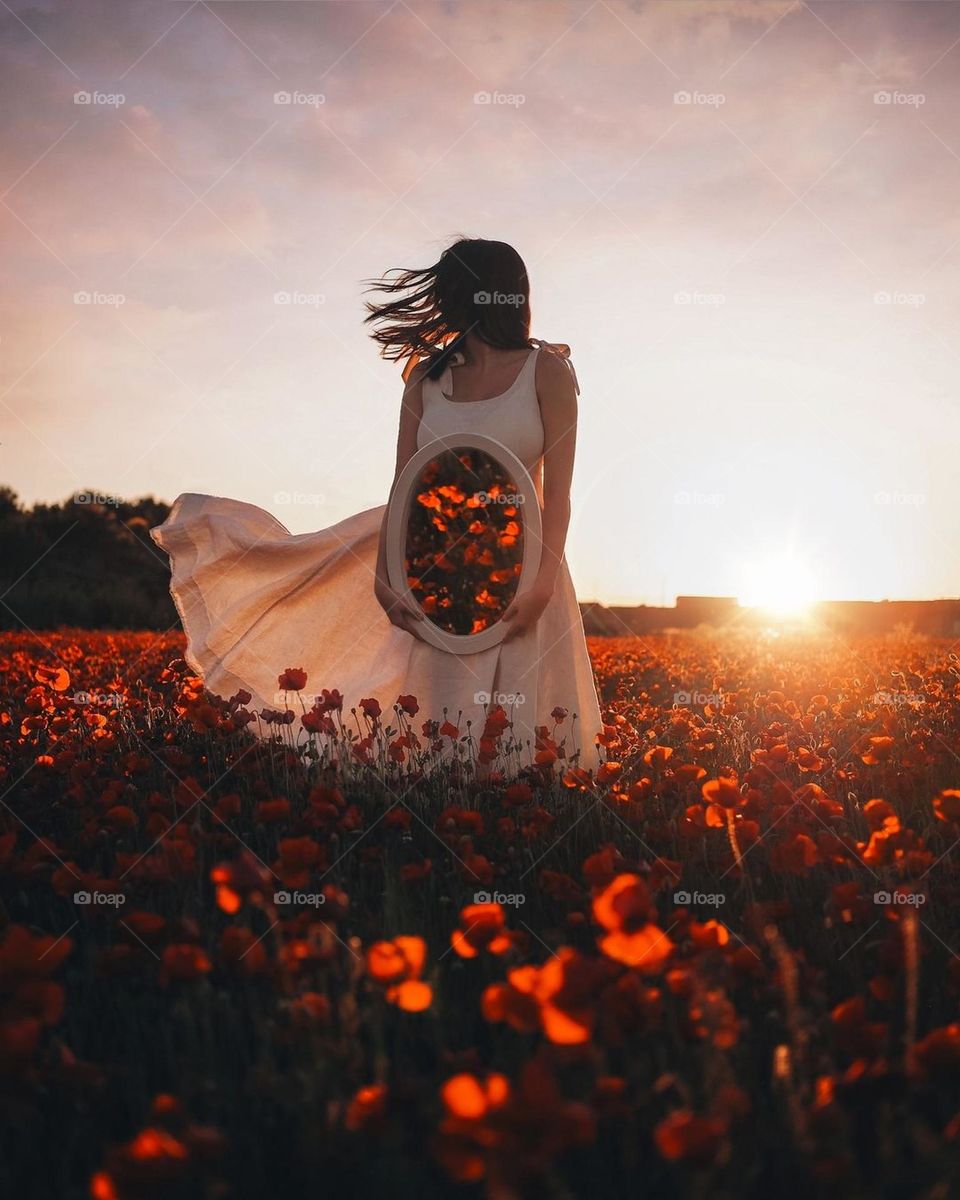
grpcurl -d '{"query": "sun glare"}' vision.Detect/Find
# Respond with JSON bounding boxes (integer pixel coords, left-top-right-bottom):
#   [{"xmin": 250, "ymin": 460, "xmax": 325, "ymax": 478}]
[{"xmin": 739, "ymin": 551, "xmax": 820, "ymax": 618}]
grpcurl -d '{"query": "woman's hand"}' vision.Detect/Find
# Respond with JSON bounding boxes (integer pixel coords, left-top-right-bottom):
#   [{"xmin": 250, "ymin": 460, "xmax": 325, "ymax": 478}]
[
  {"xmin": 376, "ymin": 579, "xmax": 427, "ymax": 640},
  {"xmin": 501, "ymin": 583, "xmax": 552, "ymax": 643}
]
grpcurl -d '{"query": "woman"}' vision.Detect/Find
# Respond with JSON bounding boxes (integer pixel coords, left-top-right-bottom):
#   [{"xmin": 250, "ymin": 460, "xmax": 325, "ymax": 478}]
[{"xmin": 151, "ymin": 237, "xmax": 603, "ymax": 773}]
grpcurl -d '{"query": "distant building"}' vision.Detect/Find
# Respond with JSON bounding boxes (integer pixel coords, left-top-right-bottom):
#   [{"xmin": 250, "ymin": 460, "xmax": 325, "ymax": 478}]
[
  {"xmin": 579, "ymin": 596, "xmax": 739, "ymax": 636},
  {"xmin": 675, "ymin": 596, "xmax": 740, "ymax": 625},
  {"xmin": 580, "ymin": 597, "xmax": 960, "ymax": 637},
  {"xmin": 811, "ymin": 599, "xmax": 960, "ymax": 638}
]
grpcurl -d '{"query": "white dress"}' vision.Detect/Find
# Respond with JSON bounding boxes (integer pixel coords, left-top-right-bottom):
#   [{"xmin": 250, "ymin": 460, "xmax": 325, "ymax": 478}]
[{"xmin": 150, "ymin": 340, "xmax": 604, "ymax": 773}]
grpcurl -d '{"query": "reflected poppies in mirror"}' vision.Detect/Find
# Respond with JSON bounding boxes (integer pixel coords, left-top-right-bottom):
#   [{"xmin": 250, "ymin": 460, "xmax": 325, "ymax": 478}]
[
  {"xmin": 405, "ymin": 447, "xmax": 524, "ymax": 635},
  {"xmin": 386, "ymin": 434, "xmax": 542, "ymax": 653}
]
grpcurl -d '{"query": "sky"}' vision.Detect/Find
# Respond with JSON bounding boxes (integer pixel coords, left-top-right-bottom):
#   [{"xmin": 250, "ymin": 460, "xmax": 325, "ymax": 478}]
[{"xmin": 1, "ymin": 0, "xmax": 959, "ymax": 606}]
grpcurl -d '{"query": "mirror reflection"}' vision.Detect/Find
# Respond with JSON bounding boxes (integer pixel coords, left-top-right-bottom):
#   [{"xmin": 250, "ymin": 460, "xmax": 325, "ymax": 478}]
[{"xmin": 404, "ymin": 446, "xmax": 525, "ymax": 635}]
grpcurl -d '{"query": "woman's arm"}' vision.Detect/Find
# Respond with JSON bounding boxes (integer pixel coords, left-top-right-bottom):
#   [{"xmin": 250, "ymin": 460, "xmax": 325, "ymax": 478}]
[
  {"xmin": 374, "ymin": 365, "xmax": 429, "ymax": 637},
  {"xmin": 502, "ymin": 349, "xmax": 578, "ymax": 642}
]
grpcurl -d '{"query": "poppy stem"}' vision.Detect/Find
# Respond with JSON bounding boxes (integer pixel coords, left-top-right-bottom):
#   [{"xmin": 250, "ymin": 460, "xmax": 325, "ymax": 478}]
[
  {"xmin": 725, "ymin": 807, "xmax": 743, "ymax": 872},
  {"xmin": 903, "ymin": 907, "xmax": 919, "ymax": 1077}
]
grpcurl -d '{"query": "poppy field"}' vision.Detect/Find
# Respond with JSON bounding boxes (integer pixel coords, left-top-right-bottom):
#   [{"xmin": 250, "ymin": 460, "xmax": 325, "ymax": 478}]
[{"xmin": 3, "ymin": 627, "xmax": 960, "ymax": 1199}]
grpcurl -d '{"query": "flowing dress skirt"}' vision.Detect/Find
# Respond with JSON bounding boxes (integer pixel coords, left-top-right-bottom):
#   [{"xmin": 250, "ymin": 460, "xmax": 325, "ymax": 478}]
[{"xmin": 151, "ymin": 493, "xmax": 604, "ymax": 773}]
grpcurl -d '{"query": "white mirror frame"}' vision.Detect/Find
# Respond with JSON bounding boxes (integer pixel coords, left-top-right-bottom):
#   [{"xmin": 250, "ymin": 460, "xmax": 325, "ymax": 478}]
[{"xmin": 385, "ymin": 434, "xmax": 543, "ymax": 655}]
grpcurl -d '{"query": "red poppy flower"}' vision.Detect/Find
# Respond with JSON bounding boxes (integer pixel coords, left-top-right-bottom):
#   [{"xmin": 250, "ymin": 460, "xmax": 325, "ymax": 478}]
[
  {"xmin": 277, "ymin": 668, "xmax": 308, "ymax": 692},
  {"xmin": 593, "ymin": 874, "xmax": 673, "ymax": 971},
  {"xmin": 654, "ymin": 1110, "xmax": 727, "ymax": 1165},
  {"xmin": 451, "ymin": 904, "xmax": 511, "ymax": 958},
  {"xmin": 441, "ymin": 1072, "xmax": 509, "ymax": 1119},
  {"xmin": 934, "ymin": 790, "xmax": 960, "ymax": 823},
  {"xmin": 701, "ymin": 774, "xmax": 741, "ymax": 809}
]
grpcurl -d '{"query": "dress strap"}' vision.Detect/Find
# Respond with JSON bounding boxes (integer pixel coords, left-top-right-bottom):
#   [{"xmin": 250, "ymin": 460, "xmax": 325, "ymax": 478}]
[
  {"xmin": 401, "ymin": 347, "xmax": 465, "ymax": 397},
  {"xmin": 528, "ymin": 338, "xmax": 580, "ymax": 396},
  {"xmin": 438, "ymin": 349, "xmax": 466, "ymax": 397}
]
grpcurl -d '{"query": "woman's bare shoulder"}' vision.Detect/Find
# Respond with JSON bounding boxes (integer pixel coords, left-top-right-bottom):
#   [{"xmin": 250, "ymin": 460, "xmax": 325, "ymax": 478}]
[{"xmin": 534, "ymin": 342, "xmax": 577, "ymax": 404}]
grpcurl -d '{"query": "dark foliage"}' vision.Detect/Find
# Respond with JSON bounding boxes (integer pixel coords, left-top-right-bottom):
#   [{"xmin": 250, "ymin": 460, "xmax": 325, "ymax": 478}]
[{"xmin": 0, "ymin": 487, "xmax": 177, "ymax": 631}]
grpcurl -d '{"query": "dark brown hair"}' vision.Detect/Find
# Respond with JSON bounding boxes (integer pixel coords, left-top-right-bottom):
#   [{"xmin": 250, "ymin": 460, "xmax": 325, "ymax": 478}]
[{"xmin": 362, "ymin": 237, "xmax": 532, "ymax": 382}]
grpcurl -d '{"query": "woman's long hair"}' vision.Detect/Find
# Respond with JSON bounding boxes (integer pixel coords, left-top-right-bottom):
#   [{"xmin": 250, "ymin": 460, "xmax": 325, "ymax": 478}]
[{"xmin": 362, "ymin": 237, "xmax": 532, "ymax": 382}]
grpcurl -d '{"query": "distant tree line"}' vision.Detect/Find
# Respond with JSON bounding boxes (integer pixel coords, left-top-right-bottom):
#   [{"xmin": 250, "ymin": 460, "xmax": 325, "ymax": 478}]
[{"xmin": 0, "ymin": 487, "xmax": 178, "ymax": 630}]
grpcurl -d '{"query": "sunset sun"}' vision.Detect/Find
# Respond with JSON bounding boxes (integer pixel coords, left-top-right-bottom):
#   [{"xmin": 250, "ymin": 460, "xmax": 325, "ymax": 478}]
[{"xmin": 739, "ymin": 551, "xmax": 821, "ymax": 618}]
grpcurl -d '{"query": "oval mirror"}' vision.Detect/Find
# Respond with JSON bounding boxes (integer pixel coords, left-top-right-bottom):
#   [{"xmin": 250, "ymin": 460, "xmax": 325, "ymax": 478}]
[{"xmin": 385, "ymin": 435, "xmax": 543, "ymax": 653}]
